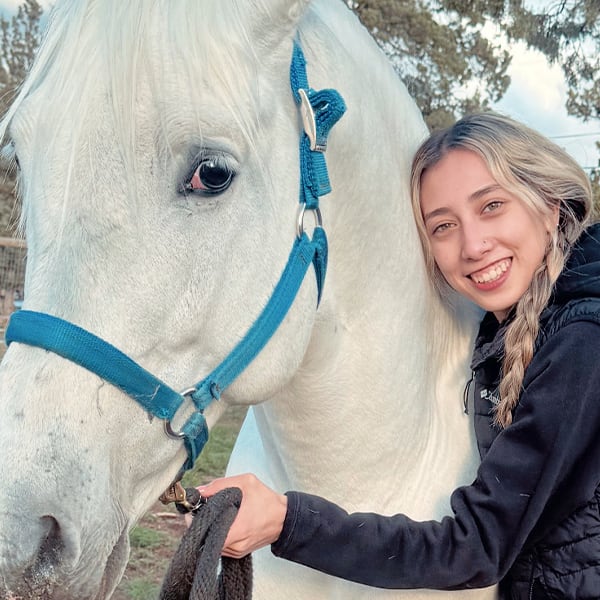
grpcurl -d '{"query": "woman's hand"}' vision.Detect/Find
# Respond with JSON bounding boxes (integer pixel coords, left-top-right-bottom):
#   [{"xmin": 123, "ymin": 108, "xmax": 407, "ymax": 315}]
[{"xmin": 196, "ymin": 474, "xmax": 288, "ymax": 558}]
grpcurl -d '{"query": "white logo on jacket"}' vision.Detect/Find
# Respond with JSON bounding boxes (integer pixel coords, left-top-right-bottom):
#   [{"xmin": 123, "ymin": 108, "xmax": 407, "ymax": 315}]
[{"xmin": 480, "ymin": 388, "xmax": 501, "ymax": 406}]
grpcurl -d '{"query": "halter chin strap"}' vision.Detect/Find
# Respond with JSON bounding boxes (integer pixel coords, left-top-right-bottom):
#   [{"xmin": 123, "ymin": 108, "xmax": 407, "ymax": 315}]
[{"xmin": 4, "ymin": 40, "xmax": 346, "ymax": 473}]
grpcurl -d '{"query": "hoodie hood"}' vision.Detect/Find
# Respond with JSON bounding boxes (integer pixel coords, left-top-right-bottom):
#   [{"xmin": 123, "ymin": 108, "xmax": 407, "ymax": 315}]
[{"xmin": 554, "ymin": 222, "xmax": 600, "ymax": 302}]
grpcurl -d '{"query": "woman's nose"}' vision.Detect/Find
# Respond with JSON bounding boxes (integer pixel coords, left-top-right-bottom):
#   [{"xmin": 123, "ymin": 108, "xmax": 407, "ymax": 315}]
[{"xmin": 460, "ymin": 226, "xmax": 491, "ymax": 260}]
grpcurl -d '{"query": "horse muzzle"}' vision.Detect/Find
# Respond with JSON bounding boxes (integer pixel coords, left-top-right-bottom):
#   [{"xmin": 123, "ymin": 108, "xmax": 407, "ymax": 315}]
[{"xmin": 0, "ymin": 507, "xmax": 128, "ymax": 600}]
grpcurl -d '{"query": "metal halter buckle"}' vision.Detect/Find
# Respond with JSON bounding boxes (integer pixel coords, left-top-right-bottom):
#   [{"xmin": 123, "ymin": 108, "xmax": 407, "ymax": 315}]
[
  {"xmin": 298, "ymin": 88, "xmax": 327, "ymax": 152},
  {"xmin": 296, "ymin": 204, "xmax": 323, "ymax": 239},
  {"xmin": 163, "ymin": 387, "xmax": 197, "ymax": 440}
]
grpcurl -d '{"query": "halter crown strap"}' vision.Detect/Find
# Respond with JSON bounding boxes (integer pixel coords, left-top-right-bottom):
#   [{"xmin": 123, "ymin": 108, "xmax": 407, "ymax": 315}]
[
  {"xmin": 290, "ymin": 41, "xmax": 346, "ymax": 209},
  {"xmin": 4, "ymin": 40, "xmax": 345, "ymax": 473}
]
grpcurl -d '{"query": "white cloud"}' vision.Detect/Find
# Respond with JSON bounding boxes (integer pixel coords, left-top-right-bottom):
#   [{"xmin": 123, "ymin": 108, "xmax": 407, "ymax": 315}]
[
  {"xmin": 493, "ymin": 40, "xmax": 600, "ymax": 170},
  {"xmin": 506, "ymin": 42, "xmax": 563, "ymax": 112},
  {"xmin": 0, "ymin": 0, "xmax": 24, "ymax": 9}
]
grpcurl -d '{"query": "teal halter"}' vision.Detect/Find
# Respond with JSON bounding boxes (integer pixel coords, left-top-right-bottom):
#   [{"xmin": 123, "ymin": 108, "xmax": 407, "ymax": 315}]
[{"xmin": 5, "ymin": 41, "xmax": 346, "ymax": 473}]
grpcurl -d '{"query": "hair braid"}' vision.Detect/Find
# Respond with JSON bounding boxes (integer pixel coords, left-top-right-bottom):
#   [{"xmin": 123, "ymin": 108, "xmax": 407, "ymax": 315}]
[{"xmin": 496, "ymin": 240, "xmax": 564, "ymax": 426}]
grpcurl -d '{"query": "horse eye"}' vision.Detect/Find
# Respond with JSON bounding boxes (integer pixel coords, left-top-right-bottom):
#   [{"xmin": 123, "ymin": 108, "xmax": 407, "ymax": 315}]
[{"xmin": 181, "ymin": 154, "xmax": 234, "ymax": 195}]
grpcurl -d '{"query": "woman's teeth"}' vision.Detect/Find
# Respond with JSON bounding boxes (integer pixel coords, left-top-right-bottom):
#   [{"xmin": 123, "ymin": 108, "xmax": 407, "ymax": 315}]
[{"xmin": 471, "ymin": 259, "xmax": 510, "ymax": 284}]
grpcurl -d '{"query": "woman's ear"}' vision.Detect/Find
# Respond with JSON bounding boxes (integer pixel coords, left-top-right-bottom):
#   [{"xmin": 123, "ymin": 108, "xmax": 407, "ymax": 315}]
[{"xmin": 547, "ymin": 202, "xmax": 561, "ymax": 232}]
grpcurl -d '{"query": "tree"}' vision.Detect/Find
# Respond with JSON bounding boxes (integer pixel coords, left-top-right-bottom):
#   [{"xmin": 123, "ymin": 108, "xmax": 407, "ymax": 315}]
[
  {"xmin": 511, "ymin": 1, "xmax": 600, "ymax": 123},
  {"xmin": 0, "ymin": 0, "xmax": 43, "ymax": 115},
  {"xmin": 512, "ymin": 0, "xmax": 600, "ymax": 211},
  {"xmin": 347, "ymin": 0, "xmax": 515, "ymax": 130},
  {"xmin": 347, "ymin": 0, "xmax": 600, "ymax": 133},
  {"xmin": 0, "ymin": 0, "xmax": 43, "ymax": 235}
]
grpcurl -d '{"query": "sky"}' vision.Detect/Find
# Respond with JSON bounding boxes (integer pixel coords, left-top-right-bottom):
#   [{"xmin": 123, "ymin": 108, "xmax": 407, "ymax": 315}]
[
  {"xmin": 493, "ymin": 40, "xmax": 599, "ymax": 171},
  {"xmin": 0, "ymin": 0, "xmax": 598, "ymax": 170},
  {"xmin": 0, "ymin": 0, "xmax": 30, "ymax": 16},
  {"xmin": 0, "ymin": 0, "xmax": 22, "ymax": 10}
]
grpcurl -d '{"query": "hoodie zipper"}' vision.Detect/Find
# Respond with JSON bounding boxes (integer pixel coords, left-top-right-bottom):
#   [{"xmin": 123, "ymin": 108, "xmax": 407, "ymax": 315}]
[{"xmin": 463, "ymin": 371, "xmax": 475, "ymax": 414}]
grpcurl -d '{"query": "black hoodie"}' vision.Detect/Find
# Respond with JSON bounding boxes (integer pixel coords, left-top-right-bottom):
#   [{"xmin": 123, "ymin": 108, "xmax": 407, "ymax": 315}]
[{"xmin": 272, "ymin": 223, "xmax": 600, "ymax": 599}]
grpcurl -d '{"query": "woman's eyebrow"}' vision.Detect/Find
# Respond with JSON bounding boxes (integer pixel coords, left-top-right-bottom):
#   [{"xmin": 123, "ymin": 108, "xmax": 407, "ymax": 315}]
[
  {"xmin": 423, "ymin": 206, "xmax": 450, "ymax": 223},
  {"xmin": 468, "ymin": 183, "xmax": 502, "ymax": 201}
]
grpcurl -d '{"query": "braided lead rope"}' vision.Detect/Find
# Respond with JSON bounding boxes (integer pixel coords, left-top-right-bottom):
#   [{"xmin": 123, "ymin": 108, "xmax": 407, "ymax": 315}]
[{"xmin": 159, "ymin": 488, "xmax": 252, "ymax": 600}]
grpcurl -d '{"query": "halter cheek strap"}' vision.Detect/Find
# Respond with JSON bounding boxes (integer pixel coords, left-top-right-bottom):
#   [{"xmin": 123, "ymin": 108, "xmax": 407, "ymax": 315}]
[{"xmin": 4, "ymin": 40, "xmax": 345, "ymax": 473}]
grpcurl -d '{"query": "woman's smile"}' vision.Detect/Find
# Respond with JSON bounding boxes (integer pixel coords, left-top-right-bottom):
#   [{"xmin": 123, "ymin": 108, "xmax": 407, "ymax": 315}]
[{"xmin": 469, "ymin": 258, "xmax": 511, "ymax": 286}]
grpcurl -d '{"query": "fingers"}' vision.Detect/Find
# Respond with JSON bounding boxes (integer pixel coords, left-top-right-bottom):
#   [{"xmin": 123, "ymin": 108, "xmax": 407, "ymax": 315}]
[
  {"xmin": 183, "ymin": 475, "xmax": 248, "ymax": 528},
  {"xmin": 221, "ymin": 546, "xmax": 249, "ymax": 559},
  {"xmin": 196, "ymin": 474, "xmax": 250, "ymax": 498},
  {"xmin": 192, "ymin": 474, "xmax": 288, "ymax": 557}
]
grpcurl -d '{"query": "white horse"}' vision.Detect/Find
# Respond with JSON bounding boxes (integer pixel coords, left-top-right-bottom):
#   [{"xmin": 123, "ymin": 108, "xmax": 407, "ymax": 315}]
[{"xmin": 0, "ymin": 0, "xmax": 495, "ymax": 598}]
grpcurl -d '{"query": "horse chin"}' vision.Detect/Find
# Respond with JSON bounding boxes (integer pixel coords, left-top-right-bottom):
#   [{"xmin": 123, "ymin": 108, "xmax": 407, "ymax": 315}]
[
  {"xmin": 93, "ymin": 528, "xmax": 131, "ymax": 600},
  {"xmin": 71, "ymin": 527, "xmax": 130, "ymax": 600}
]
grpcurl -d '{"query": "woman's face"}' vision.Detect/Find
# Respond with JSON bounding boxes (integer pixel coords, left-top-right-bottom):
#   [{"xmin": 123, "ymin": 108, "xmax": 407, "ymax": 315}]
[{"xmin": 420, "ymin": 149, "xmax": 556, "ymax": 321}]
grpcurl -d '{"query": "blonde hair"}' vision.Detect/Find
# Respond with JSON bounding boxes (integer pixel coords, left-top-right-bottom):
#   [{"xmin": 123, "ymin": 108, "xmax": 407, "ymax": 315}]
[{"xmin": 410, "ymin": 112, "xmax": 593, "ymax": 427}]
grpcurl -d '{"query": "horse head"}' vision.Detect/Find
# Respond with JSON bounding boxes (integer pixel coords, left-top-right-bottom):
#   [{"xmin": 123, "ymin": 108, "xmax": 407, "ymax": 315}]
[{"xmin": 0, "ymin": 0, "xmax": 345, "ymax": 597}]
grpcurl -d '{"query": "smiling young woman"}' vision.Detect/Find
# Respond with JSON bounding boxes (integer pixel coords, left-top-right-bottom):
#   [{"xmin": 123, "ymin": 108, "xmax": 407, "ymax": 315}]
[
  {"xmin": 418, "ymin": 148, "xmax": 557, "ymax": 323},
  {"xmin": 410, "ymin": 113, "xmax": 591, "ymax": 428},
  {"xmin": 195, "ymin": 113, "xmax": 600, "ymax": 600}
]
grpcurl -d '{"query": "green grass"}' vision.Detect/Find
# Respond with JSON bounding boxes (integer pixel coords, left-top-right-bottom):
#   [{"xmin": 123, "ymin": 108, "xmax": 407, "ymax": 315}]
[
  {"xmin": 129, "ymin": 526, "xmax": 168, "ymax": 549},
  {"xmin": 119, "ymin": 579, "xmax": 161, "ymax": 600}
]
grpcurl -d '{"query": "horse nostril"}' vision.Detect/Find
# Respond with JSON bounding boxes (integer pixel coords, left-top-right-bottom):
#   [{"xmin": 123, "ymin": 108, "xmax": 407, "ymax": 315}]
[
  {"xmin": 13, "ymin": 516, "xmax": 65, "ymax": 597},
  {"xmin": 24, "ymin": 515, "xmax": 65, "ymax": 581}
]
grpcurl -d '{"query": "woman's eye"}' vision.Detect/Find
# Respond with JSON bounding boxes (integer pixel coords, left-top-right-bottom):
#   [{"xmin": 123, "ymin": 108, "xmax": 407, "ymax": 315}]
[
  {"xmin": 432, "ymin": 222, "xmax": 452, "ymax": 235},
  {"xmin": 180, "ymin": 154, "xmax": 235, "ymax": 195},
  {"xmin": 483, "ymin": 200, "xmax": 503, "ymax": 213}
]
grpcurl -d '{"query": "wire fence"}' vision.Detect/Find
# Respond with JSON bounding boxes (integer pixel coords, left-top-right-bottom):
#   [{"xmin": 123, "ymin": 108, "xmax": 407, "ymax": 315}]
[{"xmin": 0, "ymin": 237, "xmax": 26, "ymax": 342}]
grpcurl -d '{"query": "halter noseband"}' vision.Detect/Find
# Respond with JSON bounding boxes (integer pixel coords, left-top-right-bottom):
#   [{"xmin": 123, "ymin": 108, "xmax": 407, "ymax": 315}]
[{"xmin": 5, "ymin": 40, "xmax": 346, "ymax": 473}]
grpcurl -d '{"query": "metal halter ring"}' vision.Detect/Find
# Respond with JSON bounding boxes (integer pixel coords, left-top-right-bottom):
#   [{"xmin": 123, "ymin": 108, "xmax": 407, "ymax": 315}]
[
  {"xmin": 164, "ymin": 387, "xmax": 197, "ymax": 440},
  {"xmin": 296, "ymin": 204, "xmax": 323, "ymax": 239}
]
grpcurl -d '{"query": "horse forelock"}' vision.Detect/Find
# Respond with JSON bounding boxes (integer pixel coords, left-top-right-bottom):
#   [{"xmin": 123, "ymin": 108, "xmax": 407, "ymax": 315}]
[{"xmin": 1, "ymin": 0, "xmax": 299, "ymax": 222}]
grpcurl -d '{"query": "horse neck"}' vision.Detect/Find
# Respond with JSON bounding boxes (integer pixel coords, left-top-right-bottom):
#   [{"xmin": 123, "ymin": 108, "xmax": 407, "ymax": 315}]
[
  {"xmin": 249, "ymin": 29, "xmax": 478, "ymax": 508},
  {"xmin": 212, "ymin": 3, "xmax": 482, "ymax": 515},
  {"xmin": 251, "ymin": 279, "xmax": 479, "ymax": 512}
]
